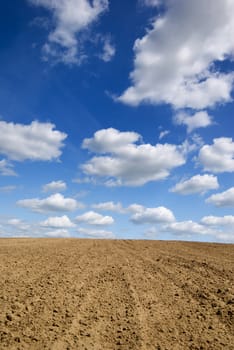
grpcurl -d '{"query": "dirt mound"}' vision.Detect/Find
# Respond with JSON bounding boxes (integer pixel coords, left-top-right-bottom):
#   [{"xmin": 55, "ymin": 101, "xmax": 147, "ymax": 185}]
[{"xmin": 0, "ymin": 239, "xmax": 233, "ymax": 349}]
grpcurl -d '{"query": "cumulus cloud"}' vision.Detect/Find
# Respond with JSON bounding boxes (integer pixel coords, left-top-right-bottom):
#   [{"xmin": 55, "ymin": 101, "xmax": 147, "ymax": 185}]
[
  {"xmin": 201, "ymin": 215, "xmax": 234, "ymax": 227},
  {"xmin": 77, "ymin": 227, "xmax": 114, "ymax": 238},
  {"xmin": 201, "ymin": 216, "xmax": 234, "ymax": 242},
  {"xmin": 119, "ymin": 0, "xmax": 234, "ymax": 109},
  {"xmin": 129, "ymin": 205, "xmax": 175, "ymax": 224},
  {"xmin": 17, "ymin": 193, "xmax": 82, "ymax": 213},
  {"xmin": 82, "ymin": 128, "xmax": 140, "ymax": 153},
  {"xmin": 164, "ymin": 220, "xmax": 214, "ymax": 236},
  {"xmin": 40, "ymin": 215, "xmax": 75, "ymax": 228},
  {"xmin": 170, "ymin": 174, "xmax": 219, "ymax": 195},
  {"xmin": 199, "ymin": 138, "xmax": 234, "ymax": 173},
  {"xmin": 29, "ymin": 0, "xmax": 109, "ymax": 64},
  {"xmin": 75, "ymin": 211, "xmax": 114, "ymax": 225},
  {"xmin": 174, "ymin": 111, "xmax": 213, "ymax": 133},
  {"xmin": 0, "ymin": 120, "xmax": 66, "ymax": 161},
  {"xmin": 0, "ymin": 159, "xmax": 16, "ymax": 176},
  {"xmin": 81, "ymin": 128, "xmax": 185, "ymax": 186},
  {"xmin": 92, "ymin": 201, "xmax": 125, "ymax": 213},
  {"xmin": 42, "ymin": 180, "xmax": 67, "ymax": 192},
  {"xmin": 206, "ymin": 187, "xmax": 234, "ymax": 207}
]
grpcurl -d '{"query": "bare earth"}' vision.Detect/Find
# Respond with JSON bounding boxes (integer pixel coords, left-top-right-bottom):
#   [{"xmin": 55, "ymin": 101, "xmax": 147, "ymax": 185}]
[{"xmin": 0, "ymin": 239, "xmax": 233, "ymax": 350}]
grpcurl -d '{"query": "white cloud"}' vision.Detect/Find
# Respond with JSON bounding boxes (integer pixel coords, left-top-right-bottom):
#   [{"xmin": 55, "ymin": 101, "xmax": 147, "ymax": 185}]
[
  {"xmin": 46, "ymin": 229, "xmax": 71, "ymax": 237},
  {"xmin": 142, "ymin": 0, "xmax": 161, "ymax": 6},
  {"xmin": 130, "ymin": 205, "xmax": 175, "ymax": 224},
  {"xmin": 76, "ymin": 210, "xmax": 114, "ymax": 225},
  {"xmin": 119, "ymin": 0, "xmax": 234, "ymax": 109},
  {"xmin": 144, "ymin": 226, "xmax": 158, "ymax": 238},
  {"xmin": 7, "ymin": 219, "xmax": 30, "ymax": 231},
  {"xmin": 162, "ymin": 216, "xmax": 234, "ymax": 242},
  {"xmin": 77, "ymin": 227, "xmax": 114, "ymax": 238},
  {"xmin": 206, "ymin": 187, "xmax": 234, "ymax": 207},
  {"xmin": 159, "ymin": 130, "xmax": 170, "ymax": 140},
  {"xmin": 170, "ymin": 174, "xmax": 219, "ymax": 195},
  {"xmin": 201, "ymin": 215, "xmax": 234, "ymax": 227},
  {"xmin": 82, "ymin": 128, "xmax": 140, "ymax": 153},
  {"xmin": 29, "ymin": 0, "xmax": 109, "ymax": 64},
  {"xmin": 92, "ymin": 201, "xmax": 125, "ymax": 213},
  {"xmin": 127, "ymin": 203, "xmax": 145, "ymax": 213},
  {"xmin": 17, "ymin": 193, "xmax": 82, "ymax": 213},
  {"xmin": 42, "ymin": 180, "xmax": 67, "ymax": 192},
  {"xmin": 100, "ymin": 37, "xmax": 115, "ymax": 62},
  {"xmin": 81, "ymin": 128, "xmax": 185, "ymax": 186},
  {"xmin": 199, "ymin": 138, "xmax": 234, "ymax": 173},
  {"xmin": 73, "ymin": 176, "xmax": 97, "ymax": 185},
  {"xmin": 40, "ymin": 215, "xmax": 75, "ymax": 228},
  {"xmin": 164, "ymin": 220, "xmax": 214, "ymax": 236},
  {"xmin": 0, "ymin": 120, "xmax": 66, "ymax": 161},
  {"xmin": 0, "ymin": 186, "xmax": 17, "ymax": 193},
  {"xmin": 201, "ymin": 216, "xmax": 234, "ymax": 242},
  {"xmin": 174, "ymin": 111, "xmax": 213, "ymax": 133},
  {"xmin": 0, "ymin": 159, "xmax": 16, "ymax": 176}
]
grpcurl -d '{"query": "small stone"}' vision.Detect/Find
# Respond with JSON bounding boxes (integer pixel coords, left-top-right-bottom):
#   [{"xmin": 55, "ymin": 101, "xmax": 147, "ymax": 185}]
[{"xmin": 6, "ymin": 314, "xmax": 12, "ymax": 321}]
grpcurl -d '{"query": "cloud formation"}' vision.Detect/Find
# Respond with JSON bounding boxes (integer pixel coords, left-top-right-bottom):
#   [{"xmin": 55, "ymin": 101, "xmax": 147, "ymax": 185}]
[
  {"xmin": 29, "ymin": 0, "xmax": 109, "ymax": 64},
  {"xmin": 82, "ymin": 128, "xmax": 185, "ymax": 186},
  {"xmin": 45, "ymin": 229, "xmax": 71, "ymax": 237},
  {"xmin": 40, "ymin": 215, "xmax": 75, "ymax": 227},
  {"xmin": 0, "ymin": 121, "xmax": 66, "ymax": 161},
  {"xmin": 201, "ymin": 215, "xmax": 234, "ymax": 227},
  {"xmin": 129, "ymin": 204, "xmax": 175, "ymax": 224},
  {"xmin": 77, "ymin": 227, "xmax": 114, "ymax": 238},
  {"xmin": 0, "ymin": 186, "xmax": 17, "ymax": 193},
  {"xmin": 164, "ymin": 220, "xmax": 214, "ymax": 236},
  {"xmin": 206, "ymin": 187, "xmax": 234, "ymax": 207},
  {"xmin": 76, "ymin": 211, "xmax": 114, "ymax": 225},
  {"xmin": 171, "ymin": 174, "xmax": 219, "ymax": 195},
  {"xmin": 174, "ymin": 111, "xmax": 213, "ymax": 133},
  {"xmin": 119, "ymin": 0, "xmax": 234, "ymax": 109},
  {"xmin": 92, "ymin": 201, "xmax": 125, "ymax": 213},
  {"xmin": 0, "ymin": 159, "xmax": 16, "ymax": 176},
  {"xmin": 99, "ymin": 37, "xmax": 115, "ymax": 62},
  {"xmin": 199, "ymin": 138, "xmax": 234, "ymax": 173},
  {"xmin": 142, "ymin": 0, "xmax": 161, "ymax": 6},
  {"xmin": 42, "ymin": 180, "xmax": 67, "ymax": 192},
  {"xmin": 17, "ymin": 193, "xmax": 81, "ymax": 213}
]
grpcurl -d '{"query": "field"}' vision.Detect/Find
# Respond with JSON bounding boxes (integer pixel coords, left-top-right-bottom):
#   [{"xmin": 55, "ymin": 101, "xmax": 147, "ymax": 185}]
[{"xmin": 0, "ymin": 239, "xmax": 233, "ymax": 350}]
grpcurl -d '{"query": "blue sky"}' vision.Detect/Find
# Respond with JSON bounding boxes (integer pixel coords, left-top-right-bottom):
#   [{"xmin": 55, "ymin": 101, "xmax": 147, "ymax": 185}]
[{"xmin": 0, "ymin": 0, "xmax": 234, "ymax": 242}]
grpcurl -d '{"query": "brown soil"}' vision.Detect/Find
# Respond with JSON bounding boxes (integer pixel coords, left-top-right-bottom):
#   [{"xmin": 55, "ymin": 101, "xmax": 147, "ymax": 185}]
[{"xmin": 0, "ymin": 239, "xmax": 233, "ymax": 350}]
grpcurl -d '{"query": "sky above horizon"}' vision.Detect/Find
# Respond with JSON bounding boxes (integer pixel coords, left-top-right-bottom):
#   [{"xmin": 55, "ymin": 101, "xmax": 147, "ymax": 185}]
[{"xmin": 0, "ymin": 0, "xmax": 234, "ymax": 242}]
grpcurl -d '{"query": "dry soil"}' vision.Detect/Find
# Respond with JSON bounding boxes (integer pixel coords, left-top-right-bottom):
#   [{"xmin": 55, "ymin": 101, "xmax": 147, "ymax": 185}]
[{"xmin": 0, "ymin": 239, "xmax": 233, "ymax": 349}]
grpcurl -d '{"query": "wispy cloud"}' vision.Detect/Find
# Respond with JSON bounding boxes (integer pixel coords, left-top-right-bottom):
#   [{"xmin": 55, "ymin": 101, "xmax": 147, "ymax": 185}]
[{"xmin": 28, "ymin": 0, "xmax": 109, "ymax": 64}]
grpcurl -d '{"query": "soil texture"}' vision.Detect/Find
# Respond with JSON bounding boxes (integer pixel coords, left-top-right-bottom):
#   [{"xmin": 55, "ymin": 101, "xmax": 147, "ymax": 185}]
[{"xmin": 0, "ymin": 239, "xmax": 233, "ymax": 349}]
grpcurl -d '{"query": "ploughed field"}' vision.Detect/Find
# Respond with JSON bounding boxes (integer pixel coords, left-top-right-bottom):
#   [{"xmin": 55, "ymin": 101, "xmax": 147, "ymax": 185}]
[{"xmin": 0, "ymin": 239, "xmax": 233, "ymax": 350}]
